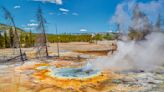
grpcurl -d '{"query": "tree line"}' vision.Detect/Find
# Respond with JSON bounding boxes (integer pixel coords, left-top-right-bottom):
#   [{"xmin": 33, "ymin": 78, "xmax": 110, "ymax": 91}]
[
  {"xmin": 0, "ymin": 29, "xmax": 34, "ymax": 48},
  {"xmin": 0, "ymin": 31, "xmax": 117, "ymax": 48},
  {"xmin": 47, "ymin": 33, "xmax": 117, "ymax": 43}
]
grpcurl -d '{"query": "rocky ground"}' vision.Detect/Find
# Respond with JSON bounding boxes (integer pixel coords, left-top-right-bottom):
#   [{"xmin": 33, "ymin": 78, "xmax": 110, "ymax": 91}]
[
  {"xmin": 112, "ymin": 71, "xmax": 164, "ymax": 92},
  {"xmin": 0, "ymin": 41, "xmax": 163, "ymax": 92},
  {"xmin": 0, "ymin": 60, "xmax": 164, "ymax": 92}
]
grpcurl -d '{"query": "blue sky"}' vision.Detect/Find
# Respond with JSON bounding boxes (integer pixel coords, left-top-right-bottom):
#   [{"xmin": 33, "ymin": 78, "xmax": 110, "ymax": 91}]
[{"xmin": 0, "ymin": 0, "xmax": 163, "ymax": 34}]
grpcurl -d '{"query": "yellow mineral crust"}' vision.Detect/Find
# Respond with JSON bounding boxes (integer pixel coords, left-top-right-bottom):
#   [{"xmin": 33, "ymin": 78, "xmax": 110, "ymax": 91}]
[
  {"xmin": 13, "ymin": 63, "xmax": 142, "ymax": 92},
  {"xmin": 32, "ymin": 68, "xmax": 111, "ymax": 91}
]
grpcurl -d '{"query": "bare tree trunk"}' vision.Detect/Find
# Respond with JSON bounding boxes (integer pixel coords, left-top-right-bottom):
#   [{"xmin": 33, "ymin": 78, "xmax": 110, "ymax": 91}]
[
  {"xmin": 11, "ymin": 19, "xmax": 24, "ymax": 61},
  {"xmin": 41, "ymin": 20, "xmax": 49, "ymax": 57},
  {"xmin": 55, "ymin": 24, "xmax": 60, "ymax": 57},
  {"xmin": 36, "ymin": 7, "xmax": 49, "ymax": 57}
]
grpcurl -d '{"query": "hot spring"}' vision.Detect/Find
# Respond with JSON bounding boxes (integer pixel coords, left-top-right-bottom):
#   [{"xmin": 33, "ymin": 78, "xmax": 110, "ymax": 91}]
[
  {"xmin": 48, "ymin": 67, "xmax": 101, "ymax": 79},
  {"xmin": 36, "ymin": 63, "xmax": 101, "ymax": 80},
  {"xmin": 32, "ymin": 62, "xmax": 110, "ymax": 90}
]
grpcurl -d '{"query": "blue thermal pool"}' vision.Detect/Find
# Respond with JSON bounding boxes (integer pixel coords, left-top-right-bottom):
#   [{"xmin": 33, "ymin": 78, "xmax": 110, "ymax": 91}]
[{"xmin": 36, "ymin": 65, "xmax": 101, "ymax": 79}]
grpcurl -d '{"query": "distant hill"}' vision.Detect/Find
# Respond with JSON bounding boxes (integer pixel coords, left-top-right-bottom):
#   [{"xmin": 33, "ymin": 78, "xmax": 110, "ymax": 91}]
[{"xmin": 0, "ymin": 23, "xmax": 25, "ymax": 34}]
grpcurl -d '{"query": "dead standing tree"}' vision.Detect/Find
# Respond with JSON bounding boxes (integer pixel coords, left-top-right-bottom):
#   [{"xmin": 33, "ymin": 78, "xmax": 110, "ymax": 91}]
[
  {"xmin": 155, "ymin": 14, "xmax": 161, "ymax": 32},
  {"xmin": 36, "ymin": 6, "xmax": 49, "ymax": 58},
  {"xmin": 55, "ymin": 24, "xmax": 60, "ymax": 57},
  {"xmin": 1, "ymin": 6, "xmax": 24, "ymax": 61}
]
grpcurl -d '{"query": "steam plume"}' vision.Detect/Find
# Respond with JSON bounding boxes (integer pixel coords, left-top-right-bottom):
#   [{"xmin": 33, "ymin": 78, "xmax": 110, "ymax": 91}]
[
  {"xmin": 91, "ymin": 0, "xmax": 164, "ymax": 72},
  {"xmin": 91, "ymin": 32, "xmax": 164, "ymax": 72}
]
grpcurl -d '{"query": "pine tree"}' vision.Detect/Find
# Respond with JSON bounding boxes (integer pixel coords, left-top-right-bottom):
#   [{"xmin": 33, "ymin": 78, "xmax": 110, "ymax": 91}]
[
  {"xmin": 25, "ymin": 34, "xmax": 30, "ymax": 48},
  {"xmin": 93, "ymin": 34, "xmax": 102, "ymax": 44},
  {"xmin": 9, "ymin": 28, "xmax": 14, "ymax": 48},
  {"xmin": 0, "ymin": 33, "xmax": 4, "ymax": 48},
  {"xmin": 4, "ymin": 31, "xmax": 9, "ymax": 48},
  {"xmin": 29, "ymin": 30, "xmax": 33, "ymax": 47},
  {"xmin": 20, "ymin": 32, "xmax": 24, "ymax": 47}
]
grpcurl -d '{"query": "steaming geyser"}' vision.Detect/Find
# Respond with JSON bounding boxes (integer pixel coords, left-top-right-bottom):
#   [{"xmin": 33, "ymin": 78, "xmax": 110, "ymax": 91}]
[
  {"xmin": 32, "ymin": 62, "xmax": 110, "ymax": 90},
  {"xmin": 47, "ymin": 63, "xmax": 101, "ymax": 79},
  {"xmin": 48, "ymin": 68, "xmax": 100, "ymax": 79},
  {"xmin": 36, "ymin": 62, "xmax": 101, "ymax": 79}
]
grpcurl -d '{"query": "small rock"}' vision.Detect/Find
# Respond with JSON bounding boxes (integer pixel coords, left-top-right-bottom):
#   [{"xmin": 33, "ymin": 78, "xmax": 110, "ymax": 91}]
[{"xmin": 112, "ymin": 79, "xmax": 122, "ymax": 84}]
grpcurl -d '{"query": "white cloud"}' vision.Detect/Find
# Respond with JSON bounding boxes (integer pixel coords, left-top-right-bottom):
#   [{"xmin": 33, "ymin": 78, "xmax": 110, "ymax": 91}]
[
  {"xmin": 27, "ymin": 23, "xmax": 38, "ymax": 27},
  {"xmin": 33, "ymin": 0, "xmax": 62, "ymax": 5},
  {"xmin": 14, "ymin": 5, "xmax": 21, "ymax": 9},
  {"xmin": 59, "ymin": 8, "xmax": 69, "ymax": 12},
  {"xmin": 72, "ymin": 12, "xmax": 79, "ymax": 16},
  {"xmin": 24, "ymin": 27, "xmax": 34, "ymax": 30},
  {"xmin": 54, "ymin": 0, "xmax": 62, "ymax": 5},
  {"xmin": 49, "ymin": 12, "xmax": 54, "ymax": 15},
  {"xmin": 80, "ymin": 29, "xmax": 87, "ymax": 32},
  {"xmin": 108, "ymin": 30, "xmax": 113, "ymax": 33}
]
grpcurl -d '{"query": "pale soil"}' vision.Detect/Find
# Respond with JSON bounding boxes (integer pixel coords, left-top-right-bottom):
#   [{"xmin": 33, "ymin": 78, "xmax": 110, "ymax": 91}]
[
  {"xmin": 0, "ymin": 41, "xmax": 159, "ymax": 92},
  {"xmin": 0, "ymin": 41, "xmax": 115, "ymax": 59}
]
